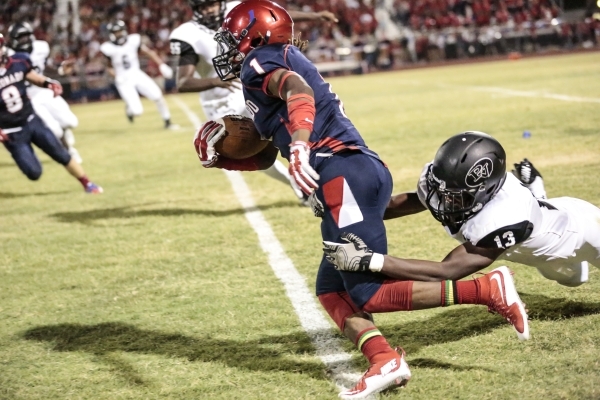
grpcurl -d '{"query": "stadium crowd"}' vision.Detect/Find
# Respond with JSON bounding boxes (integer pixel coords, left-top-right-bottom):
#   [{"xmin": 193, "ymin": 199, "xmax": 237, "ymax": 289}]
[{"xmin": 1, "ymin": 0, "xmax": 598, "ymax": 102}]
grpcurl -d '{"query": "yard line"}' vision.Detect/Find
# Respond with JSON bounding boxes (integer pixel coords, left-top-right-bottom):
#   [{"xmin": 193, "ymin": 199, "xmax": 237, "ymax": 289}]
[
  {"xmin": 448, "ymin": 84, "xmax": 600, "ymax": 103},
  {"xmin": 174, "ymin": 98, "xmax": 364, "ymax": 394},
  {"xmin": 171, "ymin": 96, "xmax": 203, "ymax": 129}
]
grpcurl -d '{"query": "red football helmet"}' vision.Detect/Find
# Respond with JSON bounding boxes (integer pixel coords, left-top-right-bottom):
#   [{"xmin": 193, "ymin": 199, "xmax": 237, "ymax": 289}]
[{"xmin": 212, "ymin": 0, "xmax": 293, "ymax": 80}]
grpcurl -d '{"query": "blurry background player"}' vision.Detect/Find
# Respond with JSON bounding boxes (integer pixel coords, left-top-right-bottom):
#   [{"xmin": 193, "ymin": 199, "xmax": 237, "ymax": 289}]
[
  {"xmin": 323, "ymin": 132, "xmax": 600, "ymax": 288},
  {"xmin": 7, "ymin": 22, "xmax": 83, "ymax": 164},
  {"xmin": 0, "ymin": 34, "xmax": 102, "ymax": 194},
  {"xmin": 169, "ymin": 0, "xmax": 337, "ymax": 204},
  {"xmin": 201, "ymin": 2, "xmax": 527, "ymax": 398},
  {"xmin": 100, "ymin": 20, "xmax": 179, "ymax": 130}
]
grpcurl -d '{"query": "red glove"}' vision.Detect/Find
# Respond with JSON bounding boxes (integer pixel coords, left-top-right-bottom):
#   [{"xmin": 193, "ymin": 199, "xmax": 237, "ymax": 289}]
[
  {"xmin": 288, "ymin": 141, "xmax": 319, "ymax": 195},
  {"xmin": 44, "ymin": 79, "xmax": 63, "ymax": 97},
  {"xmin": 0, "ymin": 130, "xmax": 8, "ymax": 143},
  {"xmin": 193, "ymin": 120, "xmax": 227, "ymax": 168}
]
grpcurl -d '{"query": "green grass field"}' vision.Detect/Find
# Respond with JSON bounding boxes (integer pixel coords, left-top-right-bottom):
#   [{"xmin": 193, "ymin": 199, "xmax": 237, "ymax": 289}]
[{"xmin": 1, "ymin": 52, "xmax": 599, "ymax": 400}]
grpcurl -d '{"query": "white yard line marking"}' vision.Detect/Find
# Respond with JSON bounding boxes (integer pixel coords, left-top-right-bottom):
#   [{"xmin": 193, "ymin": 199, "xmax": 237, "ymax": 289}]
[
  {"xmin": 174, "ymin": 98, "xmax": 363, "ymax": 393},
  {"xmin": 443, "ymin": 84, "xmax": 600, "ymax": 103},
  {"xmin": 172, "ymin": 96, "xmax": 203, "ymax": 129}
]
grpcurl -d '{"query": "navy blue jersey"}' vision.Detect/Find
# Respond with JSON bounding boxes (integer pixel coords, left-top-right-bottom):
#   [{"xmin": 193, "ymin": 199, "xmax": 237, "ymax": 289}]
[
  {"xmin": 0, "ymin": 53, "xmax": 34, "ymax": 129},
  {"xmin": 241, "ymin": 44, "xmax": 370, "ymax": 161}
]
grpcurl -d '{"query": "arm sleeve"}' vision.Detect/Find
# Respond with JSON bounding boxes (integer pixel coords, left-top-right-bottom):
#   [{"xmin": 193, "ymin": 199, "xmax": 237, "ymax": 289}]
[{"xmin": 170, "ymin": 40, "xmax": 199, "ymax": 66}]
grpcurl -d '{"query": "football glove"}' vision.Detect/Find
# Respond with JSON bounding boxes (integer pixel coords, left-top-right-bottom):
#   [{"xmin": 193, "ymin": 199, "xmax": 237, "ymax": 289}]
[
  {"xmin": 288, "ymin": 141, "xmax": 319, "ymax": 195},
  {"xmin": 159, "ymin": 63, "xmax": 174, "ymax": 79},
  {"xmin": 323, "ymin": 232, "xmax": 383, "ymax": 272},
  {"xmin": 307, "ymin": 191, "xmax": 324, "ymax": 218},
  {"xmin": 44, "ymin": 79, "xmax": 63, "ymax": 97},
  {"xmin": 512, "ymin": 158, "xmax": 542, "ymax": 185},
  {"xmin": 0, "ymin": 129, "xmax": 8, "ymax": 143},
  {"xmin": 193, "ymin": 120, "xmax": 226, "ymax": 168}
]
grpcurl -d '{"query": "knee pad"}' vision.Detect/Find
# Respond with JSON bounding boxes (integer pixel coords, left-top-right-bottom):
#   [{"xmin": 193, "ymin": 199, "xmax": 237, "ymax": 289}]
[{"xmin": 318, "ymin": 292, "xmax": 361, "ymax": 331}]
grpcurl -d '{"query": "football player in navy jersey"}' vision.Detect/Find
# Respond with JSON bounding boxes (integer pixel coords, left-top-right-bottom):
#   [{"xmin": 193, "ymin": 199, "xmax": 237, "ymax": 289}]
[
  {"xmin": 197, "ymin": 2, "xmax": 527, "ymax": 398},
  {"xmin": 324, "ymin": 131, "xmax": 600, "ymax": 288},
  {"xmin": 0, "ymin": 34, "xmax": 102, "ymax": 193}
]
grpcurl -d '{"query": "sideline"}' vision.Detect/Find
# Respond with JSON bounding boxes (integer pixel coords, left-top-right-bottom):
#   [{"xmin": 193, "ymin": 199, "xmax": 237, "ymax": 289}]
[{"xmin": 173, "ymin": 97, "xmax": 364, "ymax": 393}]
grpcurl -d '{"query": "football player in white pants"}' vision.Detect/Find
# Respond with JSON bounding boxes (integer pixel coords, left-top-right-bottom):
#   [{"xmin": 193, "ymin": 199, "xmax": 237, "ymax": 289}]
[
  {"xmin": 7, "ymin": 22, "xmax": 82, "ymax": 163},
  {"xmin": 323, "ymin": 132, "xmax": 600, "ymax": 288},
  {"xmin": 169, "ymin": 0, "xmax": 337, "ymax": 203},
  {"xmin": 100, "ymin": 20, "xmax": 178, "ymax": 130}
]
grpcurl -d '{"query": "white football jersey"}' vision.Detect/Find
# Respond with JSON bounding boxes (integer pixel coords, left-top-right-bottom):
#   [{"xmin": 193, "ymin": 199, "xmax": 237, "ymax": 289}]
[
  {"xmin": 169, "ymin": 1, "xmax": 242, "ymax": 103},
  {"xmin": 6, "ymin": 40, "xmax": 51, "ymax": 97},
  {"xmin": 27, "ymin": 40, "xmax": 51, "ymax": 97},
  {"xmin": 100, "ymin": 34, "xmax": 142, "ymax": 76},
  {"xmin": 416, "ymin": 163, "xmax": 587, "ymax": 268}
]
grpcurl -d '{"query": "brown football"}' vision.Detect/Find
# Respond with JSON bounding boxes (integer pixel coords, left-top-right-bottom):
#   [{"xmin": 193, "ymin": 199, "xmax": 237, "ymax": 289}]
[{"xmin": 214, "ymin": 115, "xmax": 270, "ymax": 160}]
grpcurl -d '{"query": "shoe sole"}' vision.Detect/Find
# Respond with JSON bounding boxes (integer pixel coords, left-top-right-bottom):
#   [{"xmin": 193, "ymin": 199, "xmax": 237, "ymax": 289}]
[{"xmin": 493, "ymin": 266, "xmax": 530, "ymax": 341}]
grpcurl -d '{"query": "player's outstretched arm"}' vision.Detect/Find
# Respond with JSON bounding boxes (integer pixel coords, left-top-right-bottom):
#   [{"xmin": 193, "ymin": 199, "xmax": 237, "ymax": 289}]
[
  {"xmin": 175, "ymin": 63, "xmax": 241, "ymax": 93},
  {"xmin": 324, "ymin": 233, "xmax": 504, "ymax": 281},
  {"xmin": 140, "ymin": 43, "xmax": 173, "ymax": 79},
  {"xmin": 289, "ymin": 10, "xmax": 338, "ymax": 23},
  {"xmin": 26, "ymin": 70, "xmax": 62, "ymax": 97},
  {"xmin": 384, "ymin": 192, "xmax": 427, "ymax": 220}
]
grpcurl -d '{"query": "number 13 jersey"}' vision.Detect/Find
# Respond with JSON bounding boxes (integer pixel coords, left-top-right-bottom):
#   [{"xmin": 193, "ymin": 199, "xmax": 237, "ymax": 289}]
[{"xmin": 416, "ymin": 163, "xmax": 587, "ymax": 268}]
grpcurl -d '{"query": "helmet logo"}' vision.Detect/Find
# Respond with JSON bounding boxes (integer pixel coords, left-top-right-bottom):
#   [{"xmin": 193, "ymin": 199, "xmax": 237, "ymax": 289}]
[{"xmin": 465, "ymin": 157, "xmax": 493, "ymax": 187}]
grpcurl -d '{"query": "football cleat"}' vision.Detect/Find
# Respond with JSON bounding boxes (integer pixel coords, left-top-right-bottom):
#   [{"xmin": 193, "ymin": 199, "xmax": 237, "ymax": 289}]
[
  {"xmin": 85, "ymin": 182, "xmax": 103, "ymax": 194},
  {"xmin": 165, "ymin": 119, "xmax": 181, "ymax": 130},
  {"xmin": 485, "ymin": 266, "xmax": 529, "ymax": 340},
  {"xmin": 512, "ymin": 158, "xmax": 541, "ymax": 185},
  {"xmin": 339, "ymin": 348, "xmax": 411, "ymax": 399}
]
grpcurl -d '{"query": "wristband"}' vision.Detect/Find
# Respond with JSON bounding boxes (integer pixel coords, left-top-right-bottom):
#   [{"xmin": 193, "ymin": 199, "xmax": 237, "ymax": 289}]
[
  {"xmin": 43, "ymin": 78, "xmax": 54, "ymax": 88},
  {"xmin": 369, "ymin": 253, "xmax": 384, "ymax": 272}
]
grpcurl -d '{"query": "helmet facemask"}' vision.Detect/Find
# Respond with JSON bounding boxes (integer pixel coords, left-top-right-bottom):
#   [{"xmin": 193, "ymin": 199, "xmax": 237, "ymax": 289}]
[
  {"xmin": 106, "ymin": 20, "xmax": 128, "ymax": 46},
  {"xmin": 426, "ymin": 167, "xmax": 483, "ymax": 229},
  {"xmin": 213, "ymin": 28, "xmax": 245, "ymax": 80},
  {"xmin": 8, "ymin": 22, "xmax": 34, "ymax": 53}
]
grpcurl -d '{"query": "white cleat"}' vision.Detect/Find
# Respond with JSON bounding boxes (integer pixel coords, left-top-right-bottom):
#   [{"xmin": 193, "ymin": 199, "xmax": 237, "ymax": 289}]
[{"xmin": 339, "ymin": 347, "xmax": 411, "ymax": 399}]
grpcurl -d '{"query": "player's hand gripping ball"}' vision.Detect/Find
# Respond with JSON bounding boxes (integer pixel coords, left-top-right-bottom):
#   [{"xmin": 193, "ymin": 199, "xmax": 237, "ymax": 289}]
[{"xmin": 213, "ymin": 115, "xmax": 269, "ymax": 160}]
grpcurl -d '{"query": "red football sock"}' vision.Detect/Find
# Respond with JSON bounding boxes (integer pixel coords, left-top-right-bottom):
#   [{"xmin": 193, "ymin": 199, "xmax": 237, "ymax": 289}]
[
  {"xmin": 355, "ymin": 327, "xmax": 397, "ymax": 365},
  {"xmin": 78, "ymin": 175, "xmax": 90, "ymax": 188},
  {"xmin": 456, "ymin": 276, "xmax": 490, "ymax": 305},
  {"xmin": 363, "ymin": 280, "xmax": 413, "ymax": 313}
]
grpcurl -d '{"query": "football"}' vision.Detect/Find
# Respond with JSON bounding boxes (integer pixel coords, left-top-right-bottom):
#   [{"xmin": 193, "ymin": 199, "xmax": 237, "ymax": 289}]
[{"xmin": 214, "ymin": 115, "xmax": 270, "ymax": 160}]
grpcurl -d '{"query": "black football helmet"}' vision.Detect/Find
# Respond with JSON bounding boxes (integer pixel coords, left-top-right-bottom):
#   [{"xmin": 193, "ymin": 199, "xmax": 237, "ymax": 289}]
[
  {"xmin": 425, "ymin": 131, "xmax": 507, "ymax": 230},
  {"xmin": 107, "ymin": 20, "xmax": 128, "ymax": 45},
  {"xmin": 189, "ymin": 0, "xmax": 226, "ymax": 30},
  {"xmin": 0, "ymin": 34, "xmax": 7, "ymax": 63},
  {"xmin": 8, "ymin": 22, "xmax": 35, "ymax": 53}
]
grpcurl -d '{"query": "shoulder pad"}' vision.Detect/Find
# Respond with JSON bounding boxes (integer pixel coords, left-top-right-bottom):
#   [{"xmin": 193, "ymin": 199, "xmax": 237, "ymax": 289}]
[{"xmin": 33, "ymin": 40, "xmax": 50, "ymax": 56}]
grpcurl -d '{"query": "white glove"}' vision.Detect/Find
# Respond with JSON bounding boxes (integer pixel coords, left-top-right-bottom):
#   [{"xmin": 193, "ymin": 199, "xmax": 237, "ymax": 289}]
[
  {"xmin": 288, "ymin": 141, "xmax": 319, "ymax": 195},
  {"xmin": 193, "ymin": 119, "xmax": 227, "ymax": 168},
  {"xmin": 308, "ymin": 191, "xmax": 324, "ymax": 218},
  {"xmin": 159, "ymin": 63, "xmax": 174, "ymax": 79},
  {"xmin": 323, "ymin": 232, "xmax": 384, "ymax": 272}
]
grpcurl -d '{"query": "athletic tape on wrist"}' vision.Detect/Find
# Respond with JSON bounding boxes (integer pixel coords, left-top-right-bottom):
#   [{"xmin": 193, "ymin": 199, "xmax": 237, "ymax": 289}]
[{"xmin": 369, "ymin": 253, "xmax": 384, "ymax": 272}]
